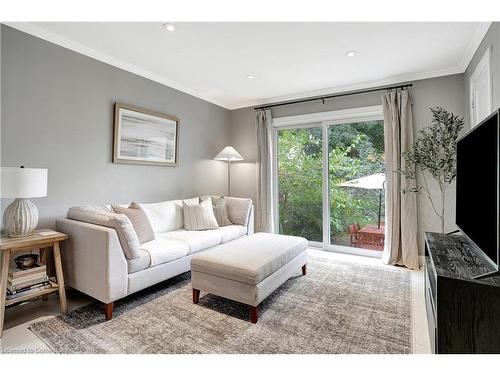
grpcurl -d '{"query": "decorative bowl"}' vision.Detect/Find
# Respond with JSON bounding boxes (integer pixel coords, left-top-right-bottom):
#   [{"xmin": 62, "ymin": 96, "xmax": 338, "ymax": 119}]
[{"xmin": 15, "ymin": 254, "xmax": 39, "ymax": 270}]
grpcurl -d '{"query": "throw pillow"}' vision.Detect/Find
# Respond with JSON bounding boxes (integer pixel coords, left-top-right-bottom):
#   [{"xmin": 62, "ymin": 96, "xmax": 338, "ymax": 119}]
[
  {"xmin": 112, "ymin": 203, "xmax": 156, "ymax": 244},
  {"xmin": 211, "ymin": 196, "xmax": 232, "ymax": 226},
  {"xmin": 67, "ymin": 205, "xmax": 142, "ymax": 260},
  {"xmin": 225, "ymin": 197, "xmax": 252, "ymax": 225},
  {"xmin": 183, "ymin": 197, "xmax": 219, "ymax": 231}
]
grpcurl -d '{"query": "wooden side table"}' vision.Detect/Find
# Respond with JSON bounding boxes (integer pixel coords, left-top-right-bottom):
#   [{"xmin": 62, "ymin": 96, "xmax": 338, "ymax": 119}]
[{"xmin": 0, "ymin": 230, "xmax": 68, "ymax": 337}]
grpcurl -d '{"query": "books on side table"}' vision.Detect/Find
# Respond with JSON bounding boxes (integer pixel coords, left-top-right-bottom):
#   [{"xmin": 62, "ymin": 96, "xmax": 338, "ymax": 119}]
[{"xmin": 7, "ymin": 263, "xmax": 51, "ymax": 300}]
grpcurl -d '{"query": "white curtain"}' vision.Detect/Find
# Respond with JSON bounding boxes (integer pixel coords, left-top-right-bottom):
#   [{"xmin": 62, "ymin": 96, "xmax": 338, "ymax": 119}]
[
  {"xmin": 255, "ymin": 109, "xmax": 274, "ymax": 233},
  {"xmin": 382, "ymin": 89, "xmax": 420, "ymax": 270}
]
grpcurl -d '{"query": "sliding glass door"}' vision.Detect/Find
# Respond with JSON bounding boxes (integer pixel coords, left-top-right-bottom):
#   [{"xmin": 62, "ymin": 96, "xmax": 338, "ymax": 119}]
[
  {"xmin": 277, "ymin": 125, "xmax": 323, "ymax": 242},
  {"xmin": 328, "ymin": 121, "xmax": 385, "ymax": 252},
  {"xmin": 274, "ymin": 107, "xmax": 385, "ymax": 256}
]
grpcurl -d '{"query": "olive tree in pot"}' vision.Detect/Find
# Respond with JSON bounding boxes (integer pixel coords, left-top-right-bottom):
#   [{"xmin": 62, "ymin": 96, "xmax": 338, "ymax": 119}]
[{"xmin": 399, "ymin": 107, "xmax": 464, "ymax": 233}]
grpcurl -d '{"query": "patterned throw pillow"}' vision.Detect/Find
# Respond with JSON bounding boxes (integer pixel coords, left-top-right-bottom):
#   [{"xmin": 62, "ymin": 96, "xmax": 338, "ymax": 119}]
[
  {"xmin": 211, "ymin": 197, "xmax": 232, "ymax": 226},
  {"xmin": 183, "ymin": 197, "xmax": 219, "ymax": 231},
  {"xmin": 112, "ymin": 203, "xmax": 155, "ymax": 244}
]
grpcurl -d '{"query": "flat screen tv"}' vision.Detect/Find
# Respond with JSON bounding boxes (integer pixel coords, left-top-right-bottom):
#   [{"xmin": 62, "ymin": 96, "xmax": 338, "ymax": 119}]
[{"xmin": 456, "ymin": 109, "xmax": 500, "ymax": 279}]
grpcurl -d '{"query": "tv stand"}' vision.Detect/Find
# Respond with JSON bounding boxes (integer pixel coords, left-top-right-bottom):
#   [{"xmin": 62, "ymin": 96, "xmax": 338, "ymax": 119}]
[{"xmin": 425, "ymin": 232, "xmax": 500, "ymax": 353}]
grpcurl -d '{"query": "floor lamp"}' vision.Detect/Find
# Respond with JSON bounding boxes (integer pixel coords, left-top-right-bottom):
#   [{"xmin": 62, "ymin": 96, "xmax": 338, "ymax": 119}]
[{"xmin": 214, "ymin": 146, "xmax": 243, "ymax": 196}]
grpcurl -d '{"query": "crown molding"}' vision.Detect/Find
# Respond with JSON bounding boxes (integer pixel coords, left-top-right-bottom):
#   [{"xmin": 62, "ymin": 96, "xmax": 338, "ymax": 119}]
[
  {"xmin": 459, "ymin": 22, "xmax": 491, "ymax": 72},
  {"xmin": 3, "ymin": 22, "xmax": 232, "ymax": 109}
]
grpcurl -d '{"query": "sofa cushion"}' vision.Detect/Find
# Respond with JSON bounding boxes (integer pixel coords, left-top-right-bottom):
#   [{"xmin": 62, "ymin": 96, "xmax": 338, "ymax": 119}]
[
  {"xmin": 161, "ymin": 225, "xmax": 246, "ymax": 254},
  {"xmin": 140, "ymin": 236, "xmax": 190, "ymax": 267},
  {"xmin": 183, "ymin": 197, "xmax": 219, "ymax": 231},
  {"xmin": 112, "ymin": 203, "xmax": 155, "ymax": 244},
  {"xmin": 138, "ymin": 200, "xmax": 184, "ymax": 233},
  {"xmin": 190, "ymin": 233, "xmax": 308, "ymax": 285},
  {"xmin": 127, "ymin": 250, "xmax": 151, "ymax": 273},
  {"xmin": 225, "ymin": 197, "xmax": 252, "ymax": 225},
  {"xmin": 215, "ymin": 225, "xmax": 248, "ymax": 243},
  {"xmin": 67, "ymin": 205, "xmax": 142, "ymax": 260},
  {"xmin": 161, "ymin": 229, "xmax": 222, "ymax": 254}
]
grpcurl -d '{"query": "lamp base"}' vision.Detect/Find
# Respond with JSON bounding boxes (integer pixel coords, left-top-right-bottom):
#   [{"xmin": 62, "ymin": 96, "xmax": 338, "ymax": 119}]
[
  {"xmin": 7, "ymin": 232, "xmax": 36, "ymax": 239},
  {"xmin": 3, "ymin": 198, "xmax": 39, "ymax": 238}
]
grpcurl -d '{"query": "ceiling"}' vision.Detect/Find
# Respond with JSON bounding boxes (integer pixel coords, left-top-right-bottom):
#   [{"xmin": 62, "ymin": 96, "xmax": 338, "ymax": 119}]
[{"xmin": 6, "ymin": 22, "xmax": 491, "ymax": 109}]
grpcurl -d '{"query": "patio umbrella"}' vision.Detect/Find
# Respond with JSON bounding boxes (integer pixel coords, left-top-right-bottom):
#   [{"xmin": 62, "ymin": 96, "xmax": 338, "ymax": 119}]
[{"xmin": 337, "ymin": 173, "xmax": 385, "ymax": 228}]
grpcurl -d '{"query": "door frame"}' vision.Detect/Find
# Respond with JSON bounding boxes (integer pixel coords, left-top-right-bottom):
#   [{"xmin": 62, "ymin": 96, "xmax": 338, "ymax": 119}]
[{"xmin": 272, "ymin": 105, "xmax": 384, "ymax": 257}]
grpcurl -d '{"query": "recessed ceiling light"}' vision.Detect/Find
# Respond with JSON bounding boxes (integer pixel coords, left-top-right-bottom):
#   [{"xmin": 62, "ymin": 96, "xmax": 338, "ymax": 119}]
[
  {"xmin": 162, "ymin": 23, "xmax": 175, "ymax": 32},
  {"xmin": 247, "ymin": 75, "xmax": 255, "ymax": 79},
  {"xmin": 346, "ymin": 50, "xmax": 357, "ymax": 57}
]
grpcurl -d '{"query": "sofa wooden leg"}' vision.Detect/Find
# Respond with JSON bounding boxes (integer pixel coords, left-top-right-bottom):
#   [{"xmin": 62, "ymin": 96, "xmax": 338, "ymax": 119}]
[
  {"xmin": 302, "ymin": 264, "xmax": 307, "ymax": 276},
  {"xmin": 193, "ymin": 289, "xmax": 200, "ymax": 304},
  {"xmin": 104, "ymin": 302, "xmax": 114, "ymax": 321},
  {"xmin": 250, "ymin": 306, "xmax": 258, "ymax": 324}
]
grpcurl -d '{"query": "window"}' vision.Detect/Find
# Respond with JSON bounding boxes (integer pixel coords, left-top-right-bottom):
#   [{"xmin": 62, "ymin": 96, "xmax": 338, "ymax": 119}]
[
  {"xmin": 277, "ymin": 125, "xmax": 323, "ymax": 242},
  {"xmin": 273, "ymin": 106, "xmax": 385, "ymax": 256},
  {"xmin": 328, "ymin": 120, "xmax": 385, "ymax": 251}
]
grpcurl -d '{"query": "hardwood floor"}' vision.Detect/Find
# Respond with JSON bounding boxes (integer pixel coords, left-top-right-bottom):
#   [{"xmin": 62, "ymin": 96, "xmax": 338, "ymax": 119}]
[{"xmin": 0, "ymin": 249, "xmax": 431, "ymax": 354}]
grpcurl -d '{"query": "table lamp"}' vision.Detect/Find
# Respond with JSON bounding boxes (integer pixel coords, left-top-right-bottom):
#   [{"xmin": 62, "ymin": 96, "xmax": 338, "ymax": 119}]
[
  {"xmin": 214, "ymin": 146, "xmax": 243, "ymax": 196},
  {"xmin": 1, "ymin": 166, "xmax": 48, "ymax": 237}
]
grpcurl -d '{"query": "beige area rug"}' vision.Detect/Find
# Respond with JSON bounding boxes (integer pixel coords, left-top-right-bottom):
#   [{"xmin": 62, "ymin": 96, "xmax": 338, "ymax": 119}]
[{"xmin": 30, "ymin": 255, "xmax": 412, "ymax": 353}]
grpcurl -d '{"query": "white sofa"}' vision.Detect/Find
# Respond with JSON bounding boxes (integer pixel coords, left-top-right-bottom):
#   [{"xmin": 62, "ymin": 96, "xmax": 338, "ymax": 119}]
[{"xmin": 56, "ymin": 196, "xmax": 254, "ymax": 320}]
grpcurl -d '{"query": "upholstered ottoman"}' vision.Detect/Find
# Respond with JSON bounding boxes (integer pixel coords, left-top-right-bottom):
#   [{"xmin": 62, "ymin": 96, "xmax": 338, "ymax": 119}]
[{"xmin": 190, "ymin": 233, "xmax": 308, "ymax": 323}]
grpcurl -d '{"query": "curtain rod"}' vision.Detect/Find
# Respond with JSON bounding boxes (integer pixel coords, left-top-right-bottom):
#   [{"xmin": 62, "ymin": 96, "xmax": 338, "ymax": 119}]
[{"xmin": 253, "ymin": 83, "xmax": 413, "ymax": 111}]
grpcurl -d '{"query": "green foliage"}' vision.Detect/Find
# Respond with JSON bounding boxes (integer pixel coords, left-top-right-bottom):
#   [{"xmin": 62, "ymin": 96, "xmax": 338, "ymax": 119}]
[
  {"xmin": 399, "ymin": 107, "xmax": 464, "ymax": 232},
  {"xmin": 278, "ymin": 128, "xmax": 323, "ymax": 241},
  {"xmin": 278, "ymin": 121, "xmax": 385, "ymax": 242}
]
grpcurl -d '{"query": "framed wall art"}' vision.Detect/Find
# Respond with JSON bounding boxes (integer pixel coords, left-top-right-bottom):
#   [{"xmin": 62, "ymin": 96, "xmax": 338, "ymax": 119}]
[{"xmin": 113, "ymin": 103, "xmax": 179, "ymax": 166}]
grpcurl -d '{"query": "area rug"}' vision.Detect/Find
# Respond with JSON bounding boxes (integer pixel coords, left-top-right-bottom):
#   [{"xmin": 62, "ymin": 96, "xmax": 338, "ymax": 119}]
[{"xmin": 29, "ymin": 255, "xmax": 412, "ymax": 354}]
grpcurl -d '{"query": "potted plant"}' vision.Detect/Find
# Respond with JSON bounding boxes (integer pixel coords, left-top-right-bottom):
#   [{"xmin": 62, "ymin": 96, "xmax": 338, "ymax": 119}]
[{"xmin": 399, "ymin": 107, "xmax": 464, "ymax": 233}]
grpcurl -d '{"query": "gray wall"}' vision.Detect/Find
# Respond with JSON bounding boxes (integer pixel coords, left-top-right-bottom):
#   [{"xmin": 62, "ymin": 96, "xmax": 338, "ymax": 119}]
[
  {"xmin": 228, "ymin": 108, "xmax": 258, "ymax": 204},
  {"xmin": 411, "ymin": 75, "xmax": 465, "ymax": 251},
  {"xmin": 229, "ymin": 74, "xmax": 466, "ymax": 253},
  {"xmin": 1, "ymin": 25, "xmax": 231, "ymax": 229},
  {"xmin": 465, "ymin": 22, "xmax": 499, "ymax": 128}
]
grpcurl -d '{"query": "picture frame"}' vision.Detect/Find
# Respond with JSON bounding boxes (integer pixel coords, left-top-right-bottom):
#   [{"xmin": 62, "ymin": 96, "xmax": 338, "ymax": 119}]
[{"xmin": 113, "ymin": 103, "xmax": 179, "ymax": 166}]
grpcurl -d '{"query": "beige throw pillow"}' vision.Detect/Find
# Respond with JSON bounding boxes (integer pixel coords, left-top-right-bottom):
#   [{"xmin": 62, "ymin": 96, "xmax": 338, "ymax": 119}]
[
  {"xmin": 211, "ymin": 197, "xmax": 232, "ymax": 226},
  {"xmin": 67, "ymin": 205, "xmax": 142, "ymax": 260},
  {"xmin": 183, "ymin": 197, "xmax": 219, "ymax": 231},
  {"xmin": 112, "ymin": 203, "xmax": 155, "ymax": 244},
  {"xmin": 225, "ymin": 197, "xmax": 252, "ymax": 225}
]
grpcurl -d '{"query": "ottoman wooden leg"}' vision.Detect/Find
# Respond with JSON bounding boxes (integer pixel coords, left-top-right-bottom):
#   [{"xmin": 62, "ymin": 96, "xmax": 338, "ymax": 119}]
[
  {"xmin": 193, "ymin": 289, "xmax": 200, "ymax": 304},
  {"xmin": 250, "ymin": 306, "xmax": 258, "ymax": 324},
  {"xmin": 302, "ymin": 264, "xmax": 307, "ymax": 275}
]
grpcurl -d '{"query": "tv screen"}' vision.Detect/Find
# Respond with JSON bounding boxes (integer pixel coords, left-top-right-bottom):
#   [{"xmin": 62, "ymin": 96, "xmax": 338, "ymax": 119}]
[{"xmin": 456, "ymin": 110, "xmax": 499, "ymax": 268}]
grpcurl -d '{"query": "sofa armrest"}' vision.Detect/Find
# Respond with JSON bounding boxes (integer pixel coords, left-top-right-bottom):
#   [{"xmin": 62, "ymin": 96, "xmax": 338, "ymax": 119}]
[{"xmin": 56, "ymin": 218, "xmax": 128, "ymax": 304}]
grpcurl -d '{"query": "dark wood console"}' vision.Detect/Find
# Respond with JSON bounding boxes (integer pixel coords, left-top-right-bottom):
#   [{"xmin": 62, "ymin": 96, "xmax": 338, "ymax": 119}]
[{"xmin": 425, "ymin": 232, "xmax": 500, "ymax": 353}]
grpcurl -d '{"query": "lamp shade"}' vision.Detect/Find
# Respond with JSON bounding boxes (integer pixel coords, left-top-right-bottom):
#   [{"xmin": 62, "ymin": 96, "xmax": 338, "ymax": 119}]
[
  {"xmin": 1, "ymin": 167, "xmax": 48, "ymax": 198},
  {"xmin": 214, "ymin": 146, "xmax": 244, "ymax": 161}
]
